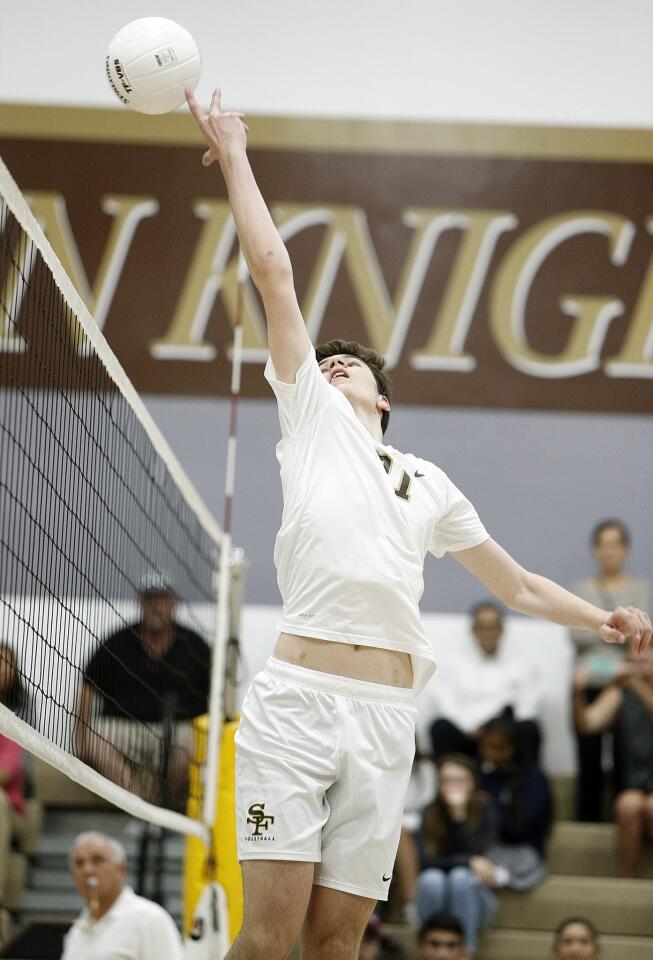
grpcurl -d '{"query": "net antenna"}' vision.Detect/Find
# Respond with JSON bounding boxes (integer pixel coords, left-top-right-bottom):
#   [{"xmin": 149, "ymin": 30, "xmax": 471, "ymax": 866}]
[{"xmin": 0, "ymin": 154, "xmax": 240, "ymax": 843}]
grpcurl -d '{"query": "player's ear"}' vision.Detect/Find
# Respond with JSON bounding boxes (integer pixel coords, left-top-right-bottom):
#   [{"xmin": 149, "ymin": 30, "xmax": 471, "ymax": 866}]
[{"xmin": 377, "ymin": 395, "xmax": 391, "ymax": 414}]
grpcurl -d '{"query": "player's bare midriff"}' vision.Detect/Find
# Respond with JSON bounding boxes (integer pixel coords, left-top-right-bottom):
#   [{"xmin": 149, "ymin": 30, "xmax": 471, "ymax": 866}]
[{"xmin": 274, "ymin": 633, "xmax": 413, "ymax": 688}]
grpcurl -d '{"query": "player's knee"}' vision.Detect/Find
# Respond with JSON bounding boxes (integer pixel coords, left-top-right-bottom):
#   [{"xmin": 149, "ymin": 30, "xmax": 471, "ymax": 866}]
[
  {"xmin": 303, "ymin": 926, "xmax": 360, "ymax": 960},
  {"xmin": 615, "ymin": 790, "xmax": 645, "ymax": 820},
  {"xmin": 238, "ymin": 918, "xmax": 296, "ymax": 960}
]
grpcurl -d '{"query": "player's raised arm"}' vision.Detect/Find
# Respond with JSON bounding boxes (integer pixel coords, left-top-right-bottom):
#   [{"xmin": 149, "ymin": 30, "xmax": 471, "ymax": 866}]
[
  {"xmin": 453, "ymin": 537, "xmax": 652, "ymax": 652},
  {"xmin": 186, "ymin": 87, "xmax": 310, "ymax": 382}
]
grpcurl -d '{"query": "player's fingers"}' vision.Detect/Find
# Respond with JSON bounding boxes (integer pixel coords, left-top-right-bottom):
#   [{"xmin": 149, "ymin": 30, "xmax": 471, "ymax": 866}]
[
  {"xmin": 185, "ymin": 88, "xmax": 204, "ymax": 122},
  {"xmin": 202, "ymin": 149, "xmax": 217, "ymax": 167},
  {"xmin": 625, "ymin": 608, "xmax": 643, "ymax": 644},
  {"xmin": 636, "ymin": 611, "xmax": 652, "ymax": 654},
  {"xmin": 210, "ymin": 87, "xmax": 222, "ymax": 116},
  {"xmin": 601, "ymin": 624, "xmax": 625, "ymax": 645},
  {"xmin": 614, "ymin": 607, "xmax": 640, "ymax": 641}
]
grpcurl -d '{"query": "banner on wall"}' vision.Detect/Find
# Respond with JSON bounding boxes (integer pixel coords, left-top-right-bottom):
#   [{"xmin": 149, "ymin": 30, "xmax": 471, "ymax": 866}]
[{"xmin": 1, "ymin": 104, "xmax": 652, "ymax": 412}]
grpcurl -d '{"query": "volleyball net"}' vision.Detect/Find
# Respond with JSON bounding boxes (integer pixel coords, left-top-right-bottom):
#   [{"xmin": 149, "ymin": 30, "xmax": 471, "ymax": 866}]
[{"xmin": 0, "ymin": 155, "xmax": 240, "ymax": 840}]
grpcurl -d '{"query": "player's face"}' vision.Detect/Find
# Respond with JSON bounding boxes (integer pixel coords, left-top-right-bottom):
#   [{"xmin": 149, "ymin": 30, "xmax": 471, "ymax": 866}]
[
  {"xmin": 472, "ymin": 608, "xmax": 503, "ymax": 655},
  {"xmin": 417, "ymin": 929, "xmax": 466, "ymax": 960},
  {"xmin": 554, "ymin": 923, "xmax": 599, "ymax": 960},
  {"xmin": 318, "ymin": 355, "xmax": 386, "ymax": 417},
  {"xmin": 70, "ymin": 838, "xmax": 126, "ymax": 905},
  {"xmin": 593, "ymin": 526, "xmax": 629, "ymax": 576}
]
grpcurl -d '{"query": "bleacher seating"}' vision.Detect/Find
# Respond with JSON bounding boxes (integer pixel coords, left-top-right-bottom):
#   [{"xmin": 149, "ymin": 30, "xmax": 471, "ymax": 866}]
[{"xmin": 2, "ymin": 762, "xmax": 653, "ymax": 959}]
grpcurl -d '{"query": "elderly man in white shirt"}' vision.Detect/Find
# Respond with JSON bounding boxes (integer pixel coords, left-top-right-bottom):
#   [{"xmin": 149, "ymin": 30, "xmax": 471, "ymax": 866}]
[
  {"xmin": 428, "ymin": 601, "xmax": 542, "ymax": 765},
  {"xmin": 61, "ymin": 831, "xmax": 184, "ymax": 960}
]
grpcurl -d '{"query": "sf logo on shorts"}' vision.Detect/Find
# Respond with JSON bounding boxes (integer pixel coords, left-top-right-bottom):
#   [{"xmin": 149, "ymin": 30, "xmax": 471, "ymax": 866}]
[{"xmin": 247, "ymin": 802, "xmax": 275, "ymax": 837}]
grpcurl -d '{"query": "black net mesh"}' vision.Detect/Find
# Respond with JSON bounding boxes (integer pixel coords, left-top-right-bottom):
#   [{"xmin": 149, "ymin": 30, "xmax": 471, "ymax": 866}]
[{"xmin": 0, "ymin": 195, "xmax": 220, "ymax": 817}]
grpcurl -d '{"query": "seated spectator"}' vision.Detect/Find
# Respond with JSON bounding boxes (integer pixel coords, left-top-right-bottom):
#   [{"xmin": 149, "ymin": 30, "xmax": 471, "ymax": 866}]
[
  {"xmin": 414, "ymin": 755, "xmax": 499, "ymax": 957},
  {"xmin": 0, "ymin": 642, "xmax": 37, "ymax": 727},
  {"xmin": 395, "ymin": 742, "xmax": 437, "ymax": 922},
  {"xmin": 552, "ymin": 916, "xmax": 600, "ymax": 960},
  {"xmin": 75, "ymin": 576, "xmax": 211, "ymax": 808},
  {"xmin": 0, "ymin": 643, "xmax": 27, "ymax": 912},
  {"xmin": 358, "ymin": 914, "xmax": 406, "ymax": 960},
  {"xmin": 429, "ymin": 602, "xmax": 541, "ymax": 767},
  {"xmin": 62, "ymin": 831, "xmax": 184, "ymax": 959},
  {"xmin": 569, "ymin": 518, "xmax": 651, "ymax": 822},
  {"xmin": 477, "ymin": 710, "xmax": 552, "ymax": 889},
  {"xmin": 415, "ymin": 912, "xmax": 466, "ymax": 960},
  {"xmin": 574, "ymin": 648, "xmax": 653, "ymax": 877}
]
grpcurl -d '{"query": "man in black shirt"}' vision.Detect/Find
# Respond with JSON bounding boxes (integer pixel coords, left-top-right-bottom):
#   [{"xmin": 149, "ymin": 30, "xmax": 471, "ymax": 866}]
[{"xmin": 75, "ymin": 577, "xmax": 210, "ymax": 807}]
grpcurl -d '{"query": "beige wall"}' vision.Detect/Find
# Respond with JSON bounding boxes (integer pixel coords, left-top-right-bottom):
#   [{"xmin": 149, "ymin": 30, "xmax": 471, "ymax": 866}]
[{"xmin": 1, "ymin": 0, "xmax": 652, "ymax": 127}]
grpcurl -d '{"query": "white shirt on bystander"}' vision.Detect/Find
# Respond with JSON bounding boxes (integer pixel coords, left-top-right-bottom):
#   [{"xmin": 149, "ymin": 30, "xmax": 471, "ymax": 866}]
[{"xmin": 60, "ymin": 886, "xmax": 184, "ymax": 960}]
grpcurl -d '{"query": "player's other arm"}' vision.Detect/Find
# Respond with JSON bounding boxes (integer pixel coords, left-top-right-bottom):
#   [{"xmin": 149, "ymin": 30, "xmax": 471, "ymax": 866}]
[
  {"xmin": 186, "ymin": 87, "xmax": 310, "ymax": 383},
  {"xmin": 453, "ymin": 537, "xmax": 652, "ymax": 653}
]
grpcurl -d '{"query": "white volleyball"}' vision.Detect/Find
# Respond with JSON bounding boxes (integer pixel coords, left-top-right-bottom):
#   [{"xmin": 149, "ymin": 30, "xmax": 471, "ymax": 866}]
[{"xmin": 106, "ymin": 17, "xmax": 201, "ymax": 115}]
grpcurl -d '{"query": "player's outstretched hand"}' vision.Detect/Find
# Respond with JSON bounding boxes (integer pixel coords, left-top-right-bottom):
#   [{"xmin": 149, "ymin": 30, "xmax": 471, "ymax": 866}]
[
  {"xmin": 185, "ymin": 87, "xmax": 248, "ymax": 168},
  {"xmin": 599, "ymin": 606, "xmax": 652, "ymax": 654}
]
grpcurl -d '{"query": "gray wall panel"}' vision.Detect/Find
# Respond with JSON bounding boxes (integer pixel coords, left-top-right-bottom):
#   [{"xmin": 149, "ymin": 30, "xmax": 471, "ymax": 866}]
[{"xmin": 143, "ymin": 394, "xmax": 653, "ymax": 612}]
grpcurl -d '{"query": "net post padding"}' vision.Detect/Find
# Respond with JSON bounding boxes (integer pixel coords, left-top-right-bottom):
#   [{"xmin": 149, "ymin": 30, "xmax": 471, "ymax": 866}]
[
  {"xmin": 183, "ymin": 718, "xmax": 242, "ymax": 943},
  {"xmin": 0, "ymin": 704, "xmax": 208, "ymax": 839}
]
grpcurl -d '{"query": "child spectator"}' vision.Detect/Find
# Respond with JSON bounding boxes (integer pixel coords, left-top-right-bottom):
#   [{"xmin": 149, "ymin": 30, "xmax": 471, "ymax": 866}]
[
  {"xmin": 477, "ymin": 710, "xmax": 552, "ymax": 889},
  {"xmin": 415, "ymin": 912, "xmax": 466, "ymax": 960},
  {"xmin": 552, "ymin": 916, "xmax": 600, "ymax": 960},
  {"xmin": 414, "ymin": 755, "xmax": 498, "ymax": 956}
]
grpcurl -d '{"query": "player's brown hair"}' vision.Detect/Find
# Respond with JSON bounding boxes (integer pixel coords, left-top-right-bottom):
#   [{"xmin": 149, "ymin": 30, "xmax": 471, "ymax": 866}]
[{"xmin": 315, "ymin": 339, "xmax": 392, "ymax": 435}]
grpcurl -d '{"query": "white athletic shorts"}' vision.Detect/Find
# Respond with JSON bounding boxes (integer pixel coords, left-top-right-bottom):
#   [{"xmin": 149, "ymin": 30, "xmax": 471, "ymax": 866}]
[{"xmin": 235, "ymin": 657, "xmax": 416, "ymax": 901}]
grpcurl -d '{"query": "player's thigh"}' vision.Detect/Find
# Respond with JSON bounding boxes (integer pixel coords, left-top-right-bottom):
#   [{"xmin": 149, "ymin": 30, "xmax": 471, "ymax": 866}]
[
  {"xmin": 317, "ymin": 698, "xmax": 415, "ymax": 900},
  {"xmin": 300, "ymin": 884, "xmax": 375, "ymax": 959},
  {"xmin": 240, "ymin": 859, "xmax": 314, "ymax": 945}
]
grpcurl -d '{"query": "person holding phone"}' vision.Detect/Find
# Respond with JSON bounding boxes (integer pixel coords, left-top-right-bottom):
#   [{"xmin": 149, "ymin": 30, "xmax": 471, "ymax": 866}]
[
  {"xmin": 570, "ymin": 519, "xmax": 651, "ymax": 822},
  {"xmin": 574, "ymin": 649, "xmax": 653, "ymax": 876}
]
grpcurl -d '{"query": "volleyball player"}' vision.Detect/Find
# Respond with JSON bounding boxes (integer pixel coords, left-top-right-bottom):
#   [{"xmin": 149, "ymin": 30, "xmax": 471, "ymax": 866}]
[{"xmin": 186, "ymin": 88, "xmax": 651, "ymax": 960}]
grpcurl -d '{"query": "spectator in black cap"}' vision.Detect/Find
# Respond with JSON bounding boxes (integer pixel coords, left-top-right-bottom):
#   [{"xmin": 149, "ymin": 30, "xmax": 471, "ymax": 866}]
[{"xmin": 74, "ymin": 574, "xmax": 210, "ymax": 808}]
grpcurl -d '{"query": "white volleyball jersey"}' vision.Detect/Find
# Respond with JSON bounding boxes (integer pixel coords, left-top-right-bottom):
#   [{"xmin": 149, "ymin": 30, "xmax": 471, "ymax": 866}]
[{"xmin": 265, "ymin": 346, "xmax": 489, "ymax": 693}]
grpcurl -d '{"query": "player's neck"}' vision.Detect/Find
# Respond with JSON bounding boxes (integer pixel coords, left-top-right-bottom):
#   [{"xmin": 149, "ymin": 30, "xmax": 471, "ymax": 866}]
[{"xmin": 351, "ymin": 403, "xmax": 384, "ymax": 443}]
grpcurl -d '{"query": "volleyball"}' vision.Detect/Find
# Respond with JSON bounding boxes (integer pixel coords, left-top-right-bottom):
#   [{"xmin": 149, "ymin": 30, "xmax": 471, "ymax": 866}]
[{"xmin": 106, "ymin": 17, "xmax": 201, "ymax": 115}]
